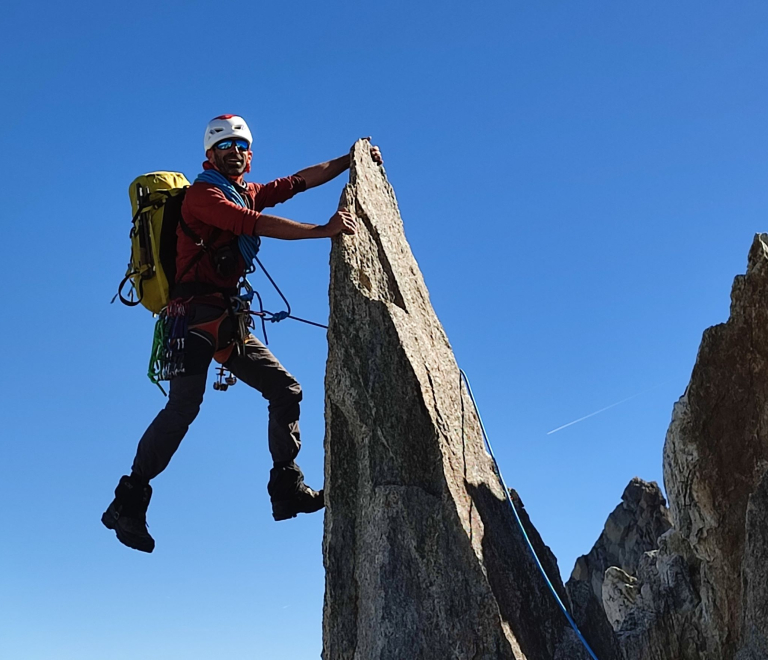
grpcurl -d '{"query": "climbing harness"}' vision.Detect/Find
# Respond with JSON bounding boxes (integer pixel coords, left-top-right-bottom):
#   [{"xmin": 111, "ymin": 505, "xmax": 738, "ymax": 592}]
[
  {"xmin": 145, "ymin": 264, "xmax": 327, "ymax": 395},
  {"xmin": 459, "ymin": 369, "xmax": 601, "ymax": 660}
]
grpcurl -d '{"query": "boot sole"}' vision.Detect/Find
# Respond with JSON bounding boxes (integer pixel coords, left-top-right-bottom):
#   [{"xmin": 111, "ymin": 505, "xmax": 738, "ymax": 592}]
[
  {"xmin": 101, "ymin": 511, "xmax": 155, "ymax": 553},
  {"xmin": 272, "ymin": 504, "xmax": 298, "ymax": 521},
  {"xmin": 271, "ymin": 493, "xmax": 325, "ymax": 521}
]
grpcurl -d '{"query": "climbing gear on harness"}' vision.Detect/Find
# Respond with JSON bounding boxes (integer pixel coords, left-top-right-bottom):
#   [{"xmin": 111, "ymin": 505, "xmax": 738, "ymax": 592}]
[
  {"xmin": 204, "ymin": 115, "xmax": 252, "ymax": 151},
  {"xmin": 144, "ymin": 290, "xmax": 269, "ymax": 394},
  {"xmin": 115, "ymin": 172, "xmax": 190, "ymax": 314},
  {"xmin": 268, "ymin": 461, "xmax": 324, "ymax": 521},
  {"xmin": 147, "ymin": 299, "xmax": 189, "ymax": 393},
  {"xmin": 459, "ymin": 369, "xmax": 601, "ymax": 660},
  {"xmin": 213, "ymin": 365, "xmax": 237, "ymax": 391},
  {"xmin": 101, "ymin": 474, "xmax": 155, "ymax": 553},
  {"xmin": 156, "ymin": 292, "xmax": 250, "ymax": 393}
]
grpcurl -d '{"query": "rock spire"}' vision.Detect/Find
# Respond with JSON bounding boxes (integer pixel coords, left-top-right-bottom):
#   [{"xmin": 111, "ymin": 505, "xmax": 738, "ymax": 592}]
[
  {"xmin": 321, "ymin": 141, "xmax": 607, "ymax": 660},
  {"xmin": 321, "ymin": 140, "xmax": 768, "ymax": 660}
]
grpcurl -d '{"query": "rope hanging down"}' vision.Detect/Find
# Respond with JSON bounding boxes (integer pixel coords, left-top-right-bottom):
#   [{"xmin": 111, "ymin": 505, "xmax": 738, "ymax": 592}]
[{"xmin": 459, "ymin": 369, "xmax": 601, "ymax": 660}]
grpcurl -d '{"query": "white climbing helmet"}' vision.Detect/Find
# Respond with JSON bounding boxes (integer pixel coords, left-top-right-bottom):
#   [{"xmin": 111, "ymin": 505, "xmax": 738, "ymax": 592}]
[{"xmin": 203, "ymin": 115, "xmax": 253, "ymax": 151}]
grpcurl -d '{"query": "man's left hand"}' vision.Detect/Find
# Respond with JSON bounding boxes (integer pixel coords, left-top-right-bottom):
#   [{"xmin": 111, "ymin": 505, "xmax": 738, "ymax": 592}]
[{"xmin": 362, "ymin": 137, "xmax": 383, "ymax": 165}]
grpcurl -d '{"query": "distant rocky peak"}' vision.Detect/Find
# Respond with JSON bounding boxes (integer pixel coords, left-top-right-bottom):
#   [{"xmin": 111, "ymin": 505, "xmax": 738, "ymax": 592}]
[
  {"xmin": 568, "ymin": 234, "xmax": 768, "ymax": 660},
  {"xmin": 569, "ymin": 477, "xmax": 671, "ymax": 604}
]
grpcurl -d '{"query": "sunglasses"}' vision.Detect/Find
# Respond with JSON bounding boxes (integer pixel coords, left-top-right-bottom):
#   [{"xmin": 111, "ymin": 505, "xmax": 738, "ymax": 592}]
[{"xmin": 215, "ymin": 139, "xmax": 250, "ymax": 152}]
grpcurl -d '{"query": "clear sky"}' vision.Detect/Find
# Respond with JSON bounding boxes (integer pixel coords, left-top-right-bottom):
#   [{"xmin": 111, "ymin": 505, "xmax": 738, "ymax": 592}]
[{"xmin": 1, "ymin": 1, "xmax": 766, "ymax": 658}]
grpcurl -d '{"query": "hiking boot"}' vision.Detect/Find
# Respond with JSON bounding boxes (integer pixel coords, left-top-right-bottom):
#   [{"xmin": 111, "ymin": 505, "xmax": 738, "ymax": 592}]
[
  {"xmin": 268, "ymin": 461, "xmax": 324, "ymax": 521},
  {"xmin": 101, "ymin": 474, "xmax": 155, "ymax": 553}
]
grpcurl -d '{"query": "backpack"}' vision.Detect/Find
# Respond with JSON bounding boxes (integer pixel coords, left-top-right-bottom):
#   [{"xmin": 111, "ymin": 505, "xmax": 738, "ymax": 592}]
[{"xmin": 116, "ymin": 172, "xmax": 190, "ymax": 314}]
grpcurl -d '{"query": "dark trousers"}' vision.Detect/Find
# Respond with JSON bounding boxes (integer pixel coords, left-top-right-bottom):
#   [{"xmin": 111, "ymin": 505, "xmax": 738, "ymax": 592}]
[{"xmin": 131, "ymin": 302, "xmax": 302, "ymax": 482}]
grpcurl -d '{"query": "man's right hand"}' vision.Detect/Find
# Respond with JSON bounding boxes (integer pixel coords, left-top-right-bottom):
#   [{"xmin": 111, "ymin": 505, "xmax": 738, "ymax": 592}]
[{"xmin": 326, "ymin": 209, "xmax": 357, "ymax": 236}]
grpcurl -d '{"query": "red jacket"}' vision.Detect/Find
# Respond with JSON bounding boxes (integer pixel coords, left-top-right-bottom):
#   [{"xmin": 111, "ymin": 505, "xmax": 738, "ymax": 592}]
[{"xmin": 176, "ymin": 171, "xmax": 306, "ymax": 291}]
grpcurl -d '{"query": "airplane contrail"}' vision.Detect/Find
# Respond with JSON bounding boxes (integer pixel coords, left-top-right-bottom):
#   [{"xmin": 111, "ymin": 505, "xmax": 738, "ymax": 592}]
[{"xmin": 546, "ymin": 384, "xmax": 665, "ymax": 435}]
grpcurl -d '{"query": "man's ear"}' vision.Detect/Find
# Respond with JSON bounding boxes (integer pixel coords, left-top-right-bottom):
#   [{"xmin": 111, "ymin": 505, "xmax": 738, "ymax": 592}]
[
  {"xmin": 245, "ymin": 150, "xmax": 253, "ymax": 174},
  {"xmin": 205, "ymin": 148, "xmax": 216, "ymax": 166}
]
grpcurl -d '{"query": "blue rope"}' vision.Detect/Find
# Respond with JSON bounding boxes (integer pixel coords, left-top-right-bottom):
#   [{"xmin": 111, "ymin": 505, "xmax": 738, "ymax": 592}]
[
  {"xmin": 270, "ymin": 310, "xmax": 289, "ymax": 322},
  {"xmin": 194, "ymin": 169, "xmax": 262, "ymax": 268},
  {"xmin": 194, "ymin": 169, "xmax": 247, "ymax": 206},
  {"xmin": 193, "ymin": 168, "xmax": 327, "ymax": 335},
  {"xmin": 239, "ymin": 233, "xmax": 262, "ymax": 273},
  {"xmin": 459, "ymin": 369, "xmax": 600, "ymax": 660}
]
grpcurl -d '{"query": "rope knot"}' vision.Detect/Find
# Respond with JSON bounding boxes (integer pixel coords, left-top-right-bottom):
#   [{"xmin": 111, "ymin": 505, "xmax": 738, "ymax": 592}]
[{"xmin": 270, "ymin": 310, "xmax": 289, "ymax": 323}]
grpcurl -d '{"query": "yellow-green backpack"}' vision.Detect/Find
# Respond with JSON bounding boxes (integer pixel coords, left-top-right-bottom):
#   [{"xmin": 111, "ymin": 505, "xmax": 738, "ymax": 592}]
[{"xmin": 116, "ymin": 172, "xmax": 190, "ymax": 314}]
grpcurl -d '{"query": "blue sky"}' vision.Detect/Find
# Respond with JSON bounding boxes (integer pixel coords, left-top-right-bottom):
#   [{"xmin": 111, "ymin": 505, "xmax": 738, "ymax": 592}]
[{"xmin": 1, "ymin": 1, "xmax": 767, "ymax": 658}]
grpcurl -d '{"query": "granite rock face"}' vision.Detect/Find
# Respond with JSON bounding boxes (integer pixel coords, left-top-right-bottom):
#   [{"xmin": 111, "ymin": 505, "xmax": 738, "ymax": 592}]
[
  {"xmin": 661, "ymin": 234, "xmax": 768, "ymax": 659},
  {"xmin": 735, "ymin": 466, "xmax": 768, "ymax": 659},
  {"xmin": 567, "ymin": 478, "xmax": 671, "ymax": 618},
  {"xmin": 568, "ymin": 234, "xmax": 768, "ymax": 660},
  {"xmin": 601, "ymin": 567, "xmax": 638, "ymax": 631},
  {"xmin": 570, "ymin": 485, "xmax": 706, "ymax": 660},
  {"xmin": 610, "ymin": 528, "xmax": 707, "ymax": 660},
  {"xmin": 565, "ymin": 479, "xmax": 673, "ymax": 659},
  {"xmin": 321, "ymin": 141, "xmax": 607, "ymax": 660}
]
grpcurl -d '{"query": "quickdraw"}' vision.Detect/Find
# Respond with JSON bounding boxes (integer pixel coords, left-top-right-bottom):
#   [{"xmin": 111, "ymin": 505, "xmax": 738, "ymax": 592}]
[{"xmin": 147, "ymin": 299, "xmax": 189, "ymax": 394}]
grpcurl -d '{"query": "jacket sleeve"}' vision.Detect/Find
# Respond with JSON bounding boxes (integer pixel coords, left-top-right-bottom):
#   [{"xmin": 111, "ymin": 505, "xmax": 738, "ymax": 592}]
[
  {"xmin": 184, "ymin": 183, "xmax": 263, "ymax": 236},
  {"xmin": 252, "ymin": 175, "xmax": 307, "ymax": 210}
]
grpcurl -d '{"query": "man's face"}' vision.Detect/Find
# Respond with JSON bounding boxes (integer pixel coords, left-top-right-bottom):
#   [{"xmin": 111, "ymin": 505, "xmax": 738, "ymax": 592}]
[{"xmin": 208, "ymin": 138, "xmax": 252, "ymax": 178}]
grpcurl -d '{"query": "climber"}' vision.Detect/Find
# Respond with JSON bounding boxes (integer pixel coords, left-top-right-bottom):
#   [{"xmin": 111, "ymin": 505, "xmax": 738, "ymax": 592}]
[{"xmin": 102, "ymin": 114, "xmax": 383, "ymax": 553}]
